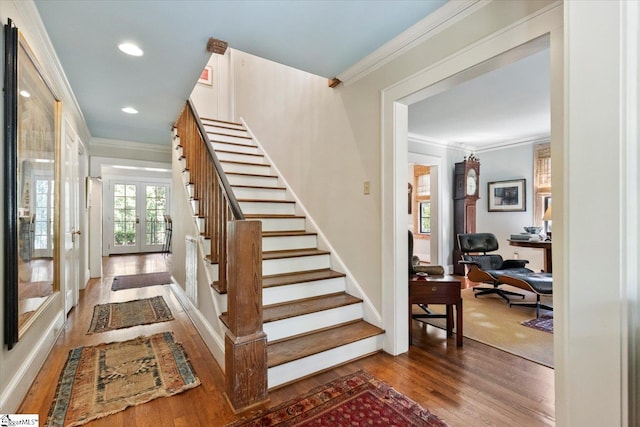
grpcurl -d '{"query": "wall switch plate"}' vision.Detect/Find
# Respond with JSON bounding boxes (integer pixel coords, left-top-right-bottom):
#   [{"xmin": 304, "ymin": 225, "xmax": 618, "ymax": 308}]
[{"xmin": 363, "ymin": 181, "xmax": 370, "ymax": 195}]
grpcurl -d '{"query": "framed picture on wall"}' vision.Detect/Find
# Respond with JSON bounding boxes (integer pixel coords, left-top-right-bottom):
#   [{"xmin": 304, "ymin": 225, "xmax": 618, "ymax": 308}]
[
  {"xmin": 198, "ymin": 65, "xmax": 213, "ymax": 86},
  {"xmin": 488, "ymin": 179, "xmax": 526, "ymax": 212}
]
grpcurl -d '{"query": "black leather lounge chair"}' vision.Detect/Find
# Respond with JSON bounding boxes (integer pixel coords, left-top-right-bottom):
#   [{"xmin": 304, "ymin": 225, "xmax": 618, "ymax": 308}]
[
  {"xmin": 498, "ymin": 272, "xmax": 553, "ymax": 318},
  {"xmin": 457, "ymin": 232, "xmax": 533, "ymax": 302}
]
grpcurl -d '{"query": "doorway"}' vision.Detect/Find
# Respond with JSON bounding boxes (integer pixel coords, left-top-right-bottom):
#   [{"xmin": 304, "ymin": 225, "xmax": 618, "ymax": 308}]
[{"xmin": 103, "ymin": 180, "xmax": 170, "ymax": 255}]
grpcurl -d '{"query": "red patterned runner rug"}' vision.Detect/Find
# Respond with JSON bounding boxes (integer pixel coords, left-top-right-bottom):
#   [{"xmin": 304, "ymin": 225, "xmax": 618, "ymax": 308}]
[{"xmin": 228, "ymin": 370, "xmax": 448, "ymax": 426}]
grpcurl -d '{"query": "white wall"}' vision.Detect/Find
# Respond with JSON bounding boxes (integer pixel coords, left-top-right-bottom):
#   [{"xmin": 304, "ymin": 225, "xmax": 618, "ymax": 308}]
[
  {"xmin": 476, "ymin": 143, "xmax": 545, "ymax": 272},
  {"xmin": 190, "ymin": 50, "xmax": 231, "ymax": 121}
]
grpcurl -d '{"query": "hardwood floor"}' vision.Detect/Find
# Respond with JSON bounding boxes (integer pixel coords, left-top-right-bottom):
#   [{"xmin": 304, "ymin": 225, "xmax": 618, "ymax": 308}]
[{"xmin": 18, "ymin": 254, "xmax": 554, "ymax": 426}]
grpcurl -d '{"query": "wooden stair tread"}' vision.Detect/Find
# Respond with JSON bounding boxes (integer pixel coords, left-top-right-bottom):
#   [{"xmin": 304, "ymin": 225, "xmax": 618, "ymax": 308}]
[
  {"xmin": 207, "ymin": 131, "xmax": 253, "ymax": 140},
  {"xmin": 263, "ymin": 292, "xmax": 361, "ymax": 323},
  {"xmin": 226, "ymin": 171, "xmax": 276, "ymax": 178},
  {"xmin": 220, "ymin": 159, "xmax": 270, "ymax": 167},
  {"xmin": 200, "ymin": 117, "xmax": 243, "ymax": 127},
  {"xmin": 262, "ymin": 268, "xmax": 345, "ymax": 288},
  {"xmin": 218, "ymin": 292, "xmax": 360, "ymax": 327},
  {"xmin": 203, "ymin": 123, "xmax": 246, "ymax": 132},
  {"xmin": 245, "ymin": 214, "xmax": 305, "ymax": 219},
  {"xmin": 215, "ymin": 149, "xmax": 264, "ymax": 158},
  {"xmin": 262, "ymin": 231, "xmax": 316, "ymax": 237},
  {"xmin": 232, "ymin": 184, "xmax": 286, "ymax": 190},
  {"xmin": 262, "ymin": 248, "xmax": 329, "ymax": 259},
  {"xmin": 209, "ymin": 139, "xmax": 256, "ymax": 148},
  {"xmin": 267, "ymin": 320, "xmax": 384, "ymax": 368},
  {"xmin": 237, "ymin": 198, "xmax": 294, "ymax": 204}
]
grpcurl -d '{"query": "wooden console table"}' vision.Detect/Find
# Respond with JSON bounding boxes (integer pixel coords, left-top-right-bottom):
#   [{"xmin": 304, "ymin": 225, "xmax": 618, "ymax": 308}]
[
  {"xmin": 409, "ymin": 274, "xmax": 463, "ymax": 347},
  {"xmin": 508, "ymin": 239, "xmax": 552, "ymax": 273}
]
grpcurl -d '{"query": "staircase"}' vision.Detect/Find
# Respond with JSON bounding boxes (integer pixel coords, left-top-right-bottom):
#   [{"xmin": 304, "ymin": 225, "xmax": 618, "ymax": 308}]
[{"xmin": 177, "ymin": 116, "xmax": 384, "ymax": 389}]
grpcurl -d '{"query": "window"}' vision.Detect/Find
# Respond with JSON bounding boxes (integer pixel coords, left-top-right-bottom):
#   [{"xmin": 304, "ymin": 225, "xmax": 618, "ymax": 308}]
[
  {"xmin": 413, "ymin": 165, "xmax": 430, "ymax": 237},
  {"xmin": 419, "ymin": 201, "xmax": 431, "ymax": 233},
  {"xmin": 534, "ymin": 143, "xmax": 551, "ymax": 226},
  {"xmin": 34, "ymin": 178, "xmax": 55, "ymax": 256}
]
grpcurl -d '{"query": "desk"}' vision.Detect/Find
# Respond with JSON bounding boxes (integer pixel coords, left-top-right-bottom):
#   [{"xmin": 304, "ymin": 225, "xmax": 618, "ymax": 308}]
[
  {"xmin": 409, "ymin": 274, "xmax": 462, "ymax": 347},
  {"xmin": 508, "ymin": 240, "xmax": 552, "ymax": 273}
]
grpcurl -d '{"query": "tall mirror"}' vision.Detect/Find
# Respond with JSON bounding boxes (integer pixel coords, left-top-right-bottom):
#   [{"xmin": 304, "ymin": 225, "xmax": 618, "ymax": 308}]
[{"xmin": 4, "ymin": 20, "xmax": 60, "ymax": 349}]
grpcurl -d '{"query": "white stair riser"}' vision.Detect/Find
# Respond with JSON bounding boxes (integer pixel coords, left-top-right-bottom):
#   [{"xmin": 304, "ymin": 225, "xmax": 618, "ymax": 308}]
[
  {"xmin": 233, "ymin": 187, "xmax": 287, "ymax": 201},
  {"xmin": 212, "ymin": 142, "xmax": 259, "ymax": 155},
  {"xmin": 200, "ymin": 237, "xmax": 210, "ymax": 256},
  {"xmin": 216, "ymin": 151, "xmax": 266, "ymax": 165},
  {"xmin": 204, "ymin": 125, "xmax": 248, "ymax": 138},
  {"xmin": 209, "ymin": 133, "xmax": 252, "ymax": 145},
  {"xmin": 264, "ymin": 304, "xmax": 362, "ymax": 342},
  {"xmin": 194, "ymin": 217, "xmax": 205, "ymax": 233},
  {"xmin": 186, "ymin": 184, "xmax": 195, "ymax": 198},
  {"xmin": 221, "ymin": 162, "xmax": 271, "ymax": 175},
  {"xmin": 190, "ymin": 199, "xmax": 199, "ymax": 214},
  {"xmin": 263, "ymin": 254, "xmax": 330, "ymax": 276},
  {"xmin": 182, "ymin": 170, "xmax": 190, "ymax": 185},
  {"xmin": 262, "ymin": 277, "xmax": 346, "ymax": 306},
  {"xmin": 262, "ymin": 234, "xmax": 317, "ymax": 252},
  {"xmin": 176, "ymin": 146, "xmax": 184, "ymax": 158},
  {"xmin": 239, "ymin": 201, "xmax": 295, "ymax": 216},
  {"xmin": 258, "ymin": 217, "xmax": 306, "ymax": 232},
  {"xmin": 268, "ymin": 336, "xmax": 383, "ymax": 389},
  {"xmin": 227, "ymin": 174, "xmax": 279, "ymax": 188},
  {"xmin": 204, "ymin": 261, "xmax": 219, "ymax": 281}
]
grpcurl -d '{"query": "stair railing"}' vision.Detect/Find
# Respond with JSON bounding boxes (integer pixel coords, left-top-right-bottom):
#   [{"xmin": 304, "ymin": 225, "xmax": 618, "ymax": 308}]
[{"xmin": 175, "ymin": 100, "xmax": 267, "ymax": 412}]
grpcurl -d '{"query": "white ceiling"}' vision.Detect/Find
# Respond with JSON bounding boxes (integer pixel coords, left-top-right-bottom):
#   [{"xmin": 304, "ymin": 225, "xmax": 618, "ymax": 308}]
[
  {"xmin": 33, "ymin": 0, "xmax": 446, "ymax": 145},
  {"xmin": 408, "ymin": 47, "xmax": 550, "ymax": 150}
]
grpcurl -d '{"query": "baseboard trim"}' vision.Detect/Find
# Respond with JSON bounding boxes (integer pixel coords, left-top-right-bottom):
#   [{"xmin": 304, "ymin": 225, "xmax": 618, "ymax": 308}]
[
  {"xmin": 0, "ymin": 311, "xmax": 65, "ymax": 412},
  {"xmin": 169, "ymin": 282, "xmax": 226, "ymax": 370}
]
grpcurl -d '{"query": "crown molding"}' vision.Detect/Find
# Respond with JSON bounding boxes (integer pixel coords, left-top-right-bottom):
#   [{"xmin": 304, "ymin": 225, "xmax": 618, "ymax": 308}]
[
  {"xmin": 338, "ymin": 0, "xmax": 488, "ymax": 86},
  {"xmin": 409, "ymin": 132, "xmax": 550, "ymax": 154},
  {"xmin": 91, "ymin": 138, "xmax": 172, "ymax": 154},
  {"xmin": 15, "ymin": 0, "xmax": 92, "ymax": 143}
]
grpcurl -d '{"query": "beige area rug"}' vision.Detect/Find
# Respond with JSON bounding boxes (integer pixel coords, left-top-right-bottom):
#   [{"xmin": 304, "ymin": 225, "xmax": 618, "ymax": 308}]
[
  {"xmin": 47, "ymin": 332, "xmax": 200, "ymax": 427},
  {"xmin": 87, "ymin": 296, "xmax": 174, "ymax": 334},
  {"xmin": 416, "ymin": 286, "xmax": 553, "ymax": 368}
]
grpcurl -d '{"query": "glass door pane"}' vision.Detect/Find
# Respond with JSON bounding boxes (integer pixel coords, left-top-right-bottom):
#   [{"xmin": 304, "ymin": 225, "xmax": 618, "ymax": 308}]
[
  {"xmin": 143, "ymin": 185, "xmax": 168, "ymax": 251},
  {"xmin": 112, "ymin": 183, "xmax": 139, "ymax": 251}
]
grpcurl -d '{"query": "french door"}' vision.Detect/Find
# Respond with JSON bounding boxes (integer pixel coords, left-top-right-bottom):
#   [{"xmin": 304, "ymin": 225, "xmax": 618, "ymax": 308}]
[{"xmin": 105, "ymin": 181, "xmax": 170, "ymax": 254}]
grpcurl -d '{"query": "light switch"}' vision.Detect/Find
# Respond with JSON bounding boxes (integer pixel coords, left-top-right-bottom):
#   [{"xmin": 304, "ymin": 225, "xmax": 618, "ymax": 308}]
[{"xmin": 363, "ymin": 181, "xmax": 370, "ymax": 195}]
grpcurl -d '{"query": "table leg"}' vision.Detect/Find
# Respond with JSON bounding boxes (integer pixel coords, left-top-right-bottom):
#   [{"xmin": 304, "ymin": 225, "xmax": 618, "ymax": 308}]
[
  {"xmin": 408, "ymin": 302, "xmax": 412, "ymax": 345},
  {"xmin": 446, "ymin": 305, "xmax": 453, "ymax": 337},
  {"xmin": 456, "ymin": 300, "xmax": 463, "ymax": 347}
]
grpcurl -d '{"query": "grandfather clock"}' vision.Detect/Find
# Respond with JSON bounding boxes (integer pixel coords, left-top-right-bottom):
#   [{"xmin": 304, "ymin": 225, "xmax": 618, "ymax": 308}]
[{"xmin": 452, "ymin": 155, "xmax": 480, "ymax": 275}]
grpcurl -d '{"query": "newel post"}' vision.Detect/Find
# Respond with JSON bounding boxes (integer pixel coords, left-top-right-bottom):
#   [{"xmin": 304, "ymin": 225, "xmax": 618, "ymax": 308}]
[{"xmin": 224, "ymin": 220, "xmax": 268, "ymax": 412}]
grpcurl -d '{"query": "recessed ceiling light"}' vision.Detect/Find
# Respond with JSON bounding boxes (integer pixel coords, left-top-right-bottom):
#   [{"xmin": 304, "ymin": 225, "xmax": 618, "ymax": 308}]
[
  {"xmin": 118, "ymin": 42, "xmax": 143, "ymax": 57},
  {"xmin": 121, "ymin": 107, "xmax": 138, "ymax": 114},
  {"xmin": 19, "ymin": 90, "xmax": 31, "ymax": 98}
]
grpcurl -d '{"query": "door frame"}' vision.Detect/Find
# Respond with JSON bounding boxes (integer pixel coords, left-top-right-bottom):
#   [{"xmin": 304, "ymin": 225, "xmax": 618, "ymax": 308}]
[{"xmin": 379, "ymin": 2, "xmax": 561, "ymax": 356}]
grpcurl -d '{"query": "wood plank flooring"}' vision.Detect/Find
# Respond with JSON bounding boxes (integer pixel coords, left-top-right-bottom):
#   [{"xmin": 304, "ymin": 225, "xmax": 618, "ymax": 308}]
[{"xmin": 18, "ymin": 254, "xmax": 554, "ymax": 426}]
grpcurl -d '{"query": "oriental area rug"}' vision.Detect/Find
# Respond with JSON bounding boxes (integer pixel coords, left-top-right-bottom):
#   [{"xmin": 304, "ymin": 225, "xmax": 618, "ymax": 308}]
[
  {"xmin": 111, "ymin": 271, "xmax": 172, "ymax": 291},
  {"xmin": 87, "ymin": 296, "xmax": 174, "ymax": 334},
  {"xmin": 46, "ymin": 332, "xmax": 200, "ymax": 427},
  {"xmin": 228, "ymin": 370, "xmax": 448, "ymax": 427},
  {"xmin": 522, "ymin": 315, "xmax": 554, "ymax": 333}
]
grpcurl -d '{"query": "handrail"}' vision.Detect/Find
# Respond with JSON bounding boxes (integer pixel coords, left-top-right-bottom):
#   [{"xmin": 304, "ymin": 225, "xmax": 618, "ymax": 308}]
[{"xmin": 186, "ymin": 98, "xmax": 244, "ymax": 220}]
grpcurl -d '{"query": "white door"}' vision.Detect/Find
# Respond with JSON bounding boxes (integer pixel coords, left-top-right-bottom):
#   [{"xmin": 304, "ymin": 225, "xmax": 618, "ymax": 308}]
[
  {"xmin": 107, "ymin": 181, "xmax": 170, "ymax": 254},
  {"xmin": 62, "ymin": 124, "xmax": 80, "ymax": 314}
]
